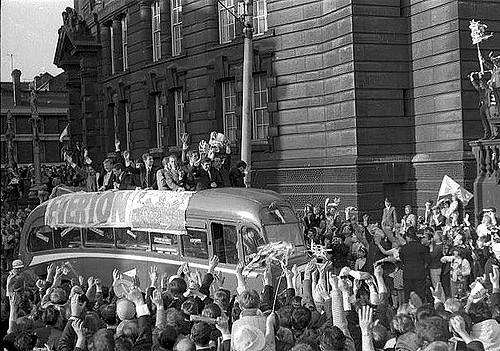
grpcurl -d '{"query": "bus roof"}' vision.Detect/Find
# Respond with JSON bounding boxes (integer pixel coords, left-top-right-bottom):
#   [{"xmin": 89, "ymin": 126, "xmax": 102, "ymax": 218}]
[
  {"xmin": 29, "ymin": 188, "xmax": 295, "ymax": 233},
  {"xmin": 186, "ymin": 188, "xmax": 294, "ymax": 226}
]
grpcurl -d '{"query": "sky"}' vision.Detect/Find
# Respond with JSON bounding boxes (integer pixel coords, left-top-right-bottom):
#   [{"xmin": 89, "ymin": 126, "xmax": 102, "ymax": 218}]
[{"xmin": 1, "ymin": 0, "xmax": 73, "ymax": 82}]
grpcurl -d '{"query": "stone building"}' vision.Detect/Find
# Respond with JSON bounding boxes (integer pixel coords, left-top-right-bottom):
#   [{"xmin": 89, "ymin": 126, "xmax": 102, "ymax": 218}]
[
  {"xmin": 54, "ymin": 0, "xmax": 500, "ymax": 215},
  {"xmin": 0, "ymin": 70, "xmax": 68, "ymax": 167}
]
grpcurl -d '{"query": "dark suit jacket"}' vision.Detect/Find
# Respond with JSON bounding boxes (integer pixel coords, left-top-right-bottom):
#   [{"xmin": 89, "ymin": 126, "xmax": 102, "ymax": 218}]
[
  {"xmin": 229, "ymin": 167, "xmax": 245, "ymax": 187},
  {"xmin": 399, "ymin": 241, "xmax": 429, "ymax": 279},
  {"xmin": 128, "ymin": 165, "xmax": 159, "ymax": 189},
  {"xmin": 118, "ymin": 173, "xmax": 138, "ymax": 190},
  {"xmin": 194, "ymin": 168, "xmax": 214, "ymax": 191},
  {"xmin": 97, "ymin": 171, "xmax": 115, "ymax": 190}
]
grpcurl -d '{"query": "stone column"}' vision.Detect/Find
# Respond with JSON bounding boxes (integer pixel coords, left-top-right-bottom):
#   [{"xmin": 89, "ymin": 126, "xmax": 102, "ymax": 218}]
[
  {"xmin": 112, "ymin": 17, "xmax": 123, "ymax": 73},
  {"xmin": 139, "ymin": 0, "xmax": 153, "ymax": 63},
  {"xmin": 80, "ymin": 53, "xmax": 100, "ymax": 157},
  {"xmin": 101, "ymin": 23, "xmax": 112, "ymax": 77},
  {"xmin": 65, "ymin": 66, "xmax": 83, "ymax": 146}
]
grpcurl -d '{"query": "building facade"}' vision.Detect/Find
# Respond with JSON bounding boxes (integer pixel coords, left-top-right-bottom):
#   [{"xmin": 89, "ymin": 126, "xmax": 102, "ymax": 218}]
[
  {"xmin": 0, "ymin": 70, "xmax": 68, "ymax": 168},
  {"xmin": 54, "ymin": 0, "xmax": 500, "ymax": 215}
]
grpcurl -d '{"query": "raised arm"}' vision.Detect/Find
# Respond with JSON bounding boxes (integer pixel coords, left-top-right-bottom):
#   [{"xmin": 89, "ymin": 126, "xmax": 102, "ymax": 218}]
[{"xmin": 329, "ymin": 272, "xmax": 350, "ymax": 337}]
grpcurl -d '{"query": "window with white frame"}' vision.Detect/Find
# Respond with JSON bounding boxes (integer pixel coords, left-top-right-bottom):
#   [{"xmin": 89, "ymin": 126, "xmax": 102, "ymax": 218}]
[
  {"xmin": 253, "ymin": 0, "xmax": 267, "ymax": 35},
  {"xmin": 154, "ymin": 95, "xmax": 164, "ymax": 148},
  {"xmin": 110, "ymin": 25, "xmax": 116, "ymax": 74},
  {"xmin": 252, "ymin": 74, "xmax": 269, "ymax": 140},
  {"xmin": 121, "ymin": 16, "xmax": 128, "ymax": 70},
  {"xmin": 218, "ymin": 0, "xmax": 236, "ymax": 44},
  {"xmin": 174, "ymin": 89, "xmax": 185, "ymax": 146},
  {"xmin": 125, "ymin": 101, "xmax": 131, "ymax": 150},
  {"xmin": 151, "ymin": 0, "xmax": 161, "ymax": 61},
  {"xmin": 171, "ymin": 0, "xmax": 182, "ymax": 56},
  {"xmin": 222, "ymin": 81, "xmax": 237, "ymax": 142}
]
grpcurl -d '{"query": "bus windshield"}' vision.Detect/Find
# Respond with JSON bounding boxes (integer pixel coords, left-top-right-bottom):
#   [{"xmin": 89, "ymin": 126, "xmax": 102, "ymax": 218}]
[{"xmin": 264, "ymin": 223, "xmax": 304, "ymax": 249}]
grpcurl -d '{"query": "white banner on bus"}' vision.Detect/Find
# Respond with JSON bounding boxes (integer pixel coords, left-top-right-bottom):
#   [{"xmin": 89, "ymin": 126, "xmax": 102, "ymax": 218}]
[{"xmin": 44, "ymin": 190, "xmax": 194, "ymax": 234}]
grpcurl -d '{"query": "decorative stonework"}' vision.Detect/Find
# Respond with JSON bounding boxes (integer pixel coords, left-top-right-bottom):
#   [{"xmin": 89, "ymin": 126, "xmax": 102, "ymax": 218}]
[{"xmin": 60, "ymin": 7, "xmax": 92, "ymax": 38}]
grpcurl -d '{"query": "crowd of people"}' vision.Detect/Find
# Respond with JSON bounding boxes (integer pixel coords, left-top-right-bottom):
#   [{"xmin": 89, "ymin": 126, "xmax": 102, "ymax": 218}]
[
  {"xmin": 3, "ymin": 130, "xmax": 500, "ymax": 351},
  {"xmin": 2, "ymin": 189, "xmax": 500, "ymax": 351}
]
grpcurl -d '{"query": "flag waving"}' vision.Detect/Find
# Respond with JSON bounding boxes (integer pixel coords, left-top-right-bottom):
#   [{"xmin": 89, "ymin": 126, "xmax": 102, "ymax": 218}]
[
  {"xmin": 438, "ymin": 175, "xmax": 473, "ymax": 205},
  {"xmin": 59, "ymin": 123, "xmax": 69, "ymax": 143}
]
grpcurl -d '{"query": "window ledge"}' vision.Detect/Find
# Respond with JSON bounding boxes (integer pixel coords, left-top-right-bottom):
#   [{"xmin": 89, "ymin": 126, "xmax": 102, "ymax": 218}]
[
  {"xmin": 251, "ymin": 139, "xmax": 269, "ymax": 152},
  {"xmin": 253, "ymin": 28, "xmax": 275, "ymax": 40}
]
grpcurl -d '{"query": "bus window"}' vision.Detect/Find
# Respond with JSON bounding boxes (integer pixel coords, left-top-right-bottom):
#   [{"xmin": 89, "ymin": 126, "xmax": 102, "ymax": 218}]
[
  {"xmin": 28, "ymin": 226, "xmax": 54, "ymax": 252},
  {"xmin": 241, "ymin": 226, "xmax": 266, "ymax": 264},
  {"xmin": 84, "ymin": 228, "xmax": 114, "ymax": 248},
  {"xmin": 182, "ymin": 229, "xmax": 208, "ymax": 259},
  {"xmin": 211, "ymin": 223, "xmax": 238, "ymax": 264},
  {"xmin": 115, "ymin": 228, "xmax": 149, "ymax": 250},
  {"xmin": 151, "ymin": 232, "xmax": 179, "ymax": 255},
  {"xmin": 53, "ymin": 227, "xmax": 82, "ymax": 249}
]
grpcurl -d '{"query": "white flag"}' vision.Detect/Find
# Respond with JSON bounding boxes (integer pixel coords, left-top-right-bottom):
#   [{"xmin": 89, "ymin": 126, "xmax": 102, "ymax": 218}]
[
  {"xmin": 59, "ymin": 123, "xmax": 69, "ymax": 143},
  {"xmin": 438, "ymin": 175, "xmax": 473, "ymax": 205},
  {"xmin": 122, "ymin": 268, "xmax": 137, "ymax": 278}
]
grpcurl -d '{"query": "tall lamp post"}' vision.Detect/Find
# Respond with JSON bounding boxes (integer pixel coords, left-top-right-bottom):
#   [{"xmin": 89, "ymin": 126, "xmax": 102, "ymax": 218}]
[
  {"xmin": 217, "ymin": 0, "xmax": 253, "ymax": 187},
  {"xmin": 5, "ymin": 110, "xmax": 16, "ymax": 168},
  {"xmin": 29, "ymin": 82, "xmax": 42, "ymax": 186},
  {"xmin": 240, "ymin": 0, "xmax": 253, "ymax": 187}
]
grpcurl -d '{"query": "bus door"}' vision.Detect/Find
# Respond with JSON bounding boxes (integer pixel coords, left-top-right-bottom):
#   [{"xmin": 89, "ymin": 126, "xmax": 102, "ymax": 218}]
[{"xmin": 208, "ymin": 220, "xmax": 241, "ymax": 266}]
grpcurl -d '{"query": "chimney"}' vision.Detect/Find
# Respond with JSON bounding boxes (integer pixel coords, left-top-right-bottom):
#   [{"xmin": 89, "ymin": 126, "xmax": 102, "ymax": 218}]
[{"xmin": 11, "ymin": 69, "xmax": 21, "ymax": 106}]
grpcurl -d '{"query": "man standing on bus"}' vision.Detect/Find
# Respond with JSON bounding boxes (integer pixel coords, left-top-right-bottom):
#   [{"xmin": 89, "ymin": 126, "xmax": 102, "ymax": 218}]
[
  {"xmin": 112, "ymin": 163, "xmax": 137, "ymax": 190},
  {"xmin": 125, "ymin": 153, "xmax": 159, "ymax": 190}
]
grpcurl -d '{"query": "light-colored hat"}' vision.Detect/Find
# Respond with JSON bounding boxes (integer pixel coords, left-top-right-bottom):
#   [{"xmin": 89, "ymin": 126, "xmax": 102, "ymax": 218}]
[
  {"xmin": 116, "ymin": 298, "xmax": 136, "ymax": 321},
  {"xmin": 232, "ymin": 325, "xmax": 266, "ymax": 351},
  {"xmin": 12, "ymin": 259, "xmax": 24, "ymax": 269}
]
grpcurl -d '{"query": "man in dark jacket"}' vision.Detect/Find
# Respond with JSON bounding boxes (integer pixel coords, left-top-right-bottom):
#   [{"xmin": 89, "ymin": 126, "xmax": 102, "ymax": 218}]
[
  {"xmin": 112, "ymin": 163, "xmax": 137, "ymax": 190},
  {"xmin": 212, "ymin": 156, "xmax": 230, "ymax": 187},
  {"xmin": 399, "ymin": 227, "xmax": 429, "ymax": 302},
  {"xmin": 194, "ymin": 158, "xmax": 216, "ymax": 191},
  {"xmin": 126, "ymin": 153, "xmax": 159, "ymax": 189},
  {"xmin": 229, "ymin": 160, "xmax": 247, "ymax": 187}
]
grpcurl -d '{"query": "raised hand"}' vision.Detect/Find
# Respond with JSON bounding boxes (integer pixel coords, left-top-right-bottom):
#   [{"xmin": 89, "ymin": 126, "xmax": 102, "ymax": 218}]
[
  {"xmin": 72, "ymin": 318, "xmax": 85, "ymax": 339},
  {"xmin": 87, "ymin": 276, "xmax": 95, "ymax": 288},
  {"xmin": 9, "ymin": 291, "xmax": 20, "ymax": 309},
  {"xmin": 70, "ymin": 294, "xmax": 86, "ymax": 318},
  {"xmin": 328, "ymin": 272, "xmax": 339, "ymax": 290},
  {"xmin": 112, "ymin": 268, "xmax": 122, "ymax": 283},
  {"xmin": 490, "ymin": 265, "xmax": 500, "ymax": 290},
  {"xmin": 122, "ymin": 150, "xmax": 130, "ymax": 160},
  {"xmin": 216, "ymin": 313, "xmax": 230, "ymax": 335},
  {"xmin": 263, "ymin": 264, "xmax": 272, "ymax": 287},
  {"xmin": 450, "ymin": 315, "xmax": 467, "ymax": 335},
  {"xmin": 208, "ymin": 255, "xmax": 219, "ymax": 274},
  {"xmin": 373, "ymin": 264, "xmax": 384, "ymax": 278},
  {"xmin": 46, "ymin": 263, "xmax": 56, "ymax": 278},
  {"xmin": 358, "ymin": 305, "xmax": 373, "ymax": 336},
  {"xmin": 78, "ymin": 275, "xmax": 85, "ymax": 287},
  {"xmin": 430, "ymin": 282, "xmax": 446, "ymax": 303},
  {"xmin": 151, "ymin": 289, "xmax": 163, "ymax": 309},
  {"xmin": 149, "ymin": 266, "xmax": 158, "ymax": 287},
  {"xmin": 181, "ymin": 133, "xmax": 189, "ymax": 146}
]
